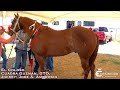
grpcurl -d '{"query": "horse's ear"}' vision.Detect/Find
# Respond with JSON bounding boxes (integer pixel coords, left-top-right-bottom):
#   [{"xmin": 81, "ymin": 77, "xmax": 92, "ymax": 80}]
[
  {"xmin": 14, "ymin": 13, "xmax": 17, "ymax": 17},
  {"xmin": 17, "ymin": 13, "xmax": 19, "ymax": 17}
]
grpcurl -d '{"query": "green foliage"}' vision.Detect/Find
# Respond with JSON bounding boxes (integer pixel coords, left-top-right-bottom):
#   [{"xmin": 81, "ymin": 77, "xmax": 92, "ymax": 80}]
[
  {"xmin": 100, "ymin": 59, "xmax": 108, "ymax": 64},
  {"xmin": 112, "ymin": 61, "xmax": 120, "ymax": 65}
]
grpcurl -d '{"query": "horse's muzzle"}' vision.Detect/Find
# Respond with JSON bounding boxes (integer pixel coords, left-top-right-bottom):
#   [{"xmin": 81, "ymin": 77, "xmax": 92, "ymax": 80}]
[{"xmin": 8, "ymin": 30, "xmax": 14, "ymax": 36}]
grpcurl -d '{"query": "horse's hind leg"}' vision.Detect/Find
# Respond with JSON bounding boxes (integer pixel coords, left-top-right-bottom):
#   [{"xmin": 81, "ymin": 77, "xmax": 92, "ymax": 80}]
[
  {"xmin": 90, "ymin": 64, "xmax": 95, "ymax": 79},
  {"xmin": 81, "ymin": 58, "xmax": 90, "ymax": 79},
  {"xmin": 89, "ymin": 45, "xmax": 98, "ymax": 79},
  {"xmin": 89, "ymin": 34, "xmax": 99, "ymax": 79},
  {"xmin": 79, "ymin": 55, "xmax": 90, "ymax": 79},
  {"xmin": 89, "ymin": 53, "xmax": 96, "ymax": 79}
]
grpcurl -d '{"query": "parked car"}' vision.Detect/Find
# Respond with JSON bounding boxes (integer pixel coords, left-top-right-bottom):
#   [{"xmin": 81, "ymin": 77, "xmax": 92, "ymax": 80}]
[{"xmin": 93, "ymin": 27, "xmax": 112, "ymax": 44}]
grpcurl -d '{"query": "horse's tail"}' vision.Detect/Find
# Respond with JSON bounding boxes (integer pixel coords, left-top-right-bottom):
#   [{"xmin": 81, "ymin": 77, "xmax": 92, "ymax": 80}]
[
  {"xmin": 81, "ymin": 34, "xmax": 99, "ymax": 77},
  {"xmin": 89, "ymin": 34, "xmax": 99, "ymax": 66}
]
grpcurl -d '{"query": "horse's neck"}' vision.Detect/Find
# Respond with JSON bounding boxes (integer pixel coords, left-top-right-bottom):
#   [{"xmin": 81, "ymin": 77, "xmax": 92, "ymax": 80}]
[
  {"xmin": 21, "ymin": 17, "xmax": 57, "ymax": 34},
  {"xmin": 21, "ymin": 17, "xmax": 35, "ymax": 27}
]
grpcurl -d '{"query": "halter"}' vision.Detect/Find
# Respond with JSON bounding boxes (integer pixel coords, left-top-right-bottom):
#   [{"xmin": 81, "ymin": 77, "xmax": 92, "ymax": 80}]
[
  {"xmin": 11, "ymin": 16, "xmax": 21, "ymax": 34},
  {"xmin": 11, "ymin": 16, "xmax": 24, "ymax": 43},
  {"xmin": 7, "ymin": 16, "xmax": 22, "ymax": 60},
  {"xmin": 12, "ymin": 17, "xmax": 40, "ymax": 48}
]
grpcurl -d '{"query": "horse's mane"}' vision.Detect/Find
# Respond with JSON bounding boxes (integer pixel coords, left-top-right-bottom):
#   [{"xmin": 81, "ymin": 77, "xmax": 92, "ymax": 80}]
[
  {"xmin": 22, "ymin": 16, "xmax": 77, "ymax": 32},
  {"xmin": 22, "ymin": 16, "xmax": 42, "ymax": 25},
  {"xmin": 22, "ymin": 16, "xmax": 54, "ymax": 31}
]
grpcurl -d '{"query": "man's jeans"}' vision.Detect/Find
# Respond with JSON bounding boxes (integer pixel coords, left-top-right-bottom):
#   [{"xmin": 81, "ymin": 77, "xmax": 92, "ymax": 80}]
[
  {"xmin": 2, "ymin": 48, "xmax": 7, "ymax": 69},
  {"xmin": 28, "ymin": 49, "xmax": 54, "ymax": 73},
  {"xmin": 34, "ymin": 56, "xmax": 54, "ymax": 73},
  {"xmin": 15, "ymin": 49, "xmax": 27, "ymax": 70},
  {"xmin": 46, "ymin": 57, "xmax": 53, "ymax": 71}
]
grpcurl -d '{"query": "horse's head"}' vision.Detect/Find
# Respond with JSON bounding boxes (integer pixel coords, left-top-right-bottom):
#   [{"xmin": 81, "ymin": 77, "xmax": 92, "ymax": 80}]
[
  {"xmin": 8, "ymin": 13, "xmax": 42, "ymax": 38},
  {"xmin": 8, "ymin": 13, "xmax": 23, "ymax": 36}
]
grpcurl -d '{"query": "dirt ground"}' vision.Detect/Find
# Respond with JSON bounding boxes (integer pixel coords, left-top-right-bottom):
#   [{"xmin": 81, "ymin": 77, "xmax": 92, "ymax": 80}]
[{"xmin": 0, "ymin": 53, "xmax": 120, "ymax": 79}]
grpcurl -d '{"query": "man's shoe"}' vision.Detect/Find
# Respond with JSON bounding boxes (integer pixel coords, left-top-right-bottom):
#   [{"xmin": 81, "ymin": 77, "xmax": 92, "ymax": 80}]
[{"xmin": 46, "ymin": 69, "xmax": 53, "ymax": 72}]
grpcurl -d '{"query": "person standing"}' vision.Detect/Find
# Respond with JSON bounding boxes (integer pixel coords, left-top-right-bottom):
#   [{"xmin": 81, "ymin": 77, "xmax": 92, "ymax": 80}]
[
  {"xmin": 14, "ymin": 29, "xmax": 29, "ymax": 70},
  {"xmin": 28, "ymin": 48, "xmax": 54, "ymax": 73},
  {"xmin": 0, "ymin": 26, "xmax": 7, "ymax": 69},
  {"xmin": 1, "ymin": 43, "xmax": 7, "ymax": 69},
  {"xmin": 46, "ymin": 56, "xmax": 54, "ymax": 72},
  {"xmin": 0, "ymin": 26, "xmax": 16, "ymax": 70}
]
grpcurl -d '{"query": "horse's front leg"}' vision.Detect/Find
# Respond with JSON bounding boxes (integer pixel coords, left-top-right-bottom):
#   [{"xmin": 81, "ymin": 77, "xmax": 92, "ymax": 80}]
[{"xmin": 35, "ymin": 55, "xmax": 47, "ymax": 72}]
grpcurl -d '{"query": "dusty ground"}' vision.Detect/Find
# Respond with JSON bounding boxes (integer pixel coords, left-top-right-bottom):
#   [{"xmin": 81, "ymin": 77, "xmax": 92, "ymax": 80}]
[{"xmin": 0, "ymin": 53, "xmax": 120, "ymax": 79}]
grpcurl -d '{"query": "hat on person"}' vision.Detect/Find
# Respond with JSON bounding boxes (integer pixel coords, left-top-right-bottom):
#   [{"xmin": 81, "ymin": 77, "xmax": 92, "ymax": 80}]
[{"xmin": 0, "ymin": 26, "xmax": 5, "ymax": 31}]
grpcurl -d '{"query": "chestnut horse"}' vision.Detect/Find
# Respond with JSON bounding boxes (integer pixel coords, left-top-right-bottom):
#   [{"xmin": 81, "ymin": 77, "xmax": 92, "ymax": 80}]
[{"xmin": 8, "ymin": 13, "xmax": 99, "ymax": 79}]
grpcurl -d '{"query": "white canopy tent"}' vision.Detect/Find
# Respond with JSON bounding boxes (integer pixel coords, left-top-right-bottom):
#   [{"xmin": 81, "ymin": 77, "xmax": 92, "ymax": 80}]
[
  {"xmin": 0, "ymin": 11, "xmax": 120, "ymax": 40},
  {"xmin": 0, "ymin": 11, "xmax": 120, "ymax": 23}
]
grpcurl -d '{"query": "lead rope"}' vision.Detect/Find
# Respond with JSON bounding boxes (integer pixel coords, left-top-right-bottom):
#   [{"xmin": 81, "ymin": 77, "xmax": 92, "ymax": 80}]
[
  {"xmin": 7, "ymin": 38, "xmax": 15, "ymax": 61},
  {"xmin": 3, "ymin": 30, "xmax": 15, "ymax": 60},
  {"xmin": 11, "ymin": 32, "xmax": 24, "ymax": 69},
  {"xmin": 29, "ymin": 20, "xmax": 37, "ymax": 30}
]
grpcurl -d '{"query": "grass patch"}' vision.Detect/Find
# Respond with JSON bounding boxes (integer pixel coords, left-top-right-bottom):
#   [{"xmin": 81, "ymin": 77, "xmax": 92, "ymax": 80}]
[
  {"xmin": 111, "ymin": 61, "xmax": 120, "ymax": 65},
  {"xmin": 100, "ymin": 59, "xmax": 108, "ymax": 64}
]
